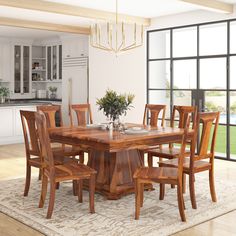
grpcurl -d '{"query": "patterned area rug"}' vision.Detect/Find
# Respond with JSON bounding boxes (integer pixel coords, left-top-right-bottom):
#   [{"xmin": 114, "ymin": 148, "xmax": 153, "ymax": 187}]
[{"xmin": 0, "ymin": 176, "xmax": 236, "ymax": 236}]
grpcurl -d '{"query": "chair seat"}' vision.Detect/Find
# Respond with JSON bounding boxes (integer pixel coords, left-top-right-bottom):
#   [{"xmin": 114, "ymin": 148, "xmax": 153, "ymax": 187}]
[
  {"xmin": 159, "ymin": 158, "xmax": 212, "ymax": 173},
  {"xmin": 133, "ymin": 167, "xmax": 178, "ymax": 183},
  {"xmin": 147, "ymin": 146, "xmax": 190, "ymax": 159},
  {"xmin": 29, "ymin": 154, "xmax": 73, "ymax": 167},
  {"xmin": 53, "ymin": 162, "xmax": 96, "ymax": 180}
]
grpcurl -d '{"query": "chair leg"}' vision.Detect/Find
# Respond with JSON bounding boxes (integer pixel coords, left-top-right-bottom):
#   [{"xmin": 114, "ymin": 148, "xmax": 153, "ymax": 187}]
[
  {"xmin": 24, "ymin": 165, "xmax": 31, "ymax": 196},
  {"xmin": 134, "ymin": 179, "xmax": 141, "ymax": 220},
  {"xmin": 209, "ymin": 169, "xmax": 217, "ymax": 202},
  {"xmin": 182, "ymin": 174, "xmax": 186, "ymax": 194},
  {"xmin": 177, "ymin": 183, "xmax": 186, "ymax": 222},
  {"xmin": 39, "ymin": 174, "xmax": 48, "ymax": 208},
  {"xmin": 38, "ymin": 168, "xmax": 42, "ymax": 181},
  {"xmin": 56, "ymin": 182, "xmax": 60, "ymax": 189},
  {"xmin": 139, "ymin": 151, "xmax": 145, "ymax": 166},
  {"xmin": 87, "ymin": 151, "xmax": 92, "ymax": 166},
  {"xmin": 159, "ymin": 183, "xmax": 165, "ymax": 200},
  {"xmin": 147, "ymin": 153, "xmax": 153, "ymax": 167},
  {"xmin": 140, "ymin": 183, "xmax": 144, "ymax": 207},
  {"xmin": 73, "ymin": 180, "xmax": 78, "ymax": 196},
  {"xmin": 89, "ymin": 174, "xmax": 95, "ymax": 213},
  {"xmin": 46, "ymin": 180, "xmax": 56, "ymax": 219},
  {"xmin": 189, "ymin": 173, "xmax": 197, "ymax": 209},
  {"xmin": 79, "ymin": 152, "xmax": 84, "ymax": 164},
  {"xmin": 78, "ymin": 180, "xmax": 83, "ymax": 203}
]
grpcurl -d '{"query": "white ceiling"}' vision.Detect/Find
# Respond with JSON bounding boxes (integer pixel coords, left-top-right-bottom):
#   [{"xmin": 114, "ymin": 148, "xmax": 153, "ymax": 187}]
[
  {"xmin": 46, "ymin": 0, "xmax": 236, "ymax": 17},
  {"xmin": 46, "ymin": 0, "xmax": 198, "ymax": 18},
  {"xmin": 0, "ymin": 0, "xmax": 235, "ymax": 38}
]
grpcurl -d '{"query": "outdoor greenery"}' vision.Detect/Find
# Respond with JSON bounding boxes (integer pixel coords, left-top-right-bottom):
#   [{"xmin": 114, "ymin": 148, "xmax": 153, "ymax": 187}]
[
  {"xmin": 231, "ymin": 102, "xmax": 236, "ymax": 114},
  {"xmin": 96, "ymin": 89, "xmax": 135, "ymax": 121},
  {"xmin": 205, "ymin": 91, "xmax": 225, "ymax": 96}
]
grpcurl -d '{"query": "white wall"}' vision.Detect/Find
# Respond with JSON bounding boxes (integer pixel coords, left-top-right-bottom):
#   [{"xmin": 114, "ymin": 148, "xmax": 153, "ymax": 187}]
[{"xmin": 89, "ymin": 42, "xmax": 146, "ymax": 123}]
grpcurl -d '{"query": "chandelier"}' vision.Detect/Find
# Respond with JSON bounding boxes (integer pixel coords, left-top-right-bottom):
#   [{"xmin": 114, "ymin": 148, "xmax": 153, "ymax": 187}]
[{"xmin": 90, "ymin": 0, "xmax": 144, "ymax": 53}]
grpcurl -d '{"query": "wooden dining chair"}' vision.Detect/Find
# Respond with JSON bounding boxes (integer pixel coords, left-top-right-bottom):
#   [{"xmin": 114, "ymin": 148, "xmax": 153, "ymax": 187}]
[
  {"xmin": 159, "ymin": 112, "xmax": 220, "ymax": 209},
  {"xmin": 20, "ymin": 110, "xmax": 68, "ymax": 196},
  {"xmin": 70, "ymin": 104, "xmax": 93, "ymax": 126},
  {"xmin": 36, "ymin": 111, "xmax": 97, "ymax": 219},
  {"xmin": 143, "ymin": 104, "xmax": 166, "ymax": 127},
  {"xmin": 141, "ymin": 104, "xmax": 166, "ymax": 167},
  {"xmin": 134, "ymin": 115, "xmax": 189, "ymax": 222},
  {"xmin": 36, "ymin": 105, "xmax": 83, "ymax": 162},
  {"xmin": 147, "ymin": 105, "xmax": 197, "ymax": 163}
]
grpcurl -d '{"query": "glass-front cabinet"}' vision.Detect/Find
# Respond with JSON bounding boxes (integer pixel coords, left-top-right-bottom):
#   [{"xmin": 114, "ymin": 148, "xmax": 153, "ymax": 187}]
[
  {"xmin": 13, "ymin": 45, "xmax": 31, "ymax": 97},
  {"xmin": 46, "ymin": 45, "xmax": 62, "ymax": 81}
]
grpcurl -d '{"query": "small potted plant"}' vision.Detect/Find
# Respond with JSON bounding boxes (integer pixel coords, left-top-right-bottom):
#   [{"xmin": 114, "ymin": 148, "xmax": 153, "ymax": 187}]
[
  {"xmin": 96, "ymin": 89, "xmax": 135, "ymax": 128},
  {"xmin": 0, "ymin": 86, "xmax": 10, "ymax": 103},
  {"xmin": 48, "ymin": 86, "xmax": 57, "ymax": 99}
]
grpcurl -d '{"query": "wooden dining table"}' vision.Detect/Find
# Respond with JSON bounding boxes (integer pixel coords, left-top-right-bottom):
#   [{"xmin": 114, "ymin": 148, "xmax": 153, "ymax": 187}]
[{"xmin": 49, "ymin": 124, "xmax": 189, "ymax": 200}]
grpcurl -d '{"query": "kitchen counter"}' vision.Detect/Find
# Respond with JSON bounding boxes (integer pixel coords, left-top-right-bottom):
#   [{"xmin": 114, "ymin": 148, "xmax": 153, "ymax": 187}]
[
  {"xmin": 0, "ymin": 98, "xmax": 62, "ymax": 107},
  {"xmin": 0, "ymin": 99, "xmax": 61, "ymax": 145}
]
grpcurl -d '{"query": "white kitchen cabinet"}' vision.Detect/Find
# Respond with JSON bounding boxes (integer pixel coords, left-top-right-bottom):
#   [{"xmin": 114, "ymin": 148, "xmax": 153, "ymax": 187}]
[
  {"xmin": 46, "ymin": 45, "xmax": 62, "ymax": 81},
  {"xmin": 0, "ymin": 105, "xmax": 36, "ymax": 145},
  {"xmin": 0, "ymin": 43, "xmax": 11, "ymax": 82},
  {"xmin": 62, "ymin": 35, "xmax": 88, "ymax": 59},
  {"xmin": 12, "ymin": 45, "xmax": 32, "ymax": 98},
  {"xmin": 0, "ymin": 108, "xmax": 14, "ymax": 137}
]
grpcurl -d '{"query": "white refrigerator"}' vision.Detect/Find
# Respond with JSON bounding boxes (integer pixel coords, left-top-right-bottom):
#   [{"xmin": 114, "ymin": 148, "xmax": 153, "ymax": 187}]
[{"xmin": 62, "ymin": 57, "xmax": 88, "ymax": 125}]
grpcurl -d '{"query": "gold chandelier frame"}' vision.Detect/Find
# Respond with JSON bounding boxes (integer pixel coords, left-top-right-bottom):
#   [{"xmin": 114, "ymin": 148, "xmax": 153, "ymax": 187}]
[{"xmin": 90, "ymin": 0, "xmax": 144, "ymax": 53}]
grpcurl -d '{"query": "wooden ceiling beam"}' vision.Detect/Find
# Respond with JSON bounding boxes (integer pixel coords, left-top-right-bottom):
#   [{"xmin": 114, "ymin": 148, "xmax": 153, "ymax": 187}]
[
  {"xmin": 0, "ymin": 0, "xmax": 150, "ymax": 26},
  {"xmin": 0, "ymin": 17, "xmax": 90, "ymax": 35},
  {"xmin": 180, "ymin": 0, "xmax": 234, "ymax": 14}
]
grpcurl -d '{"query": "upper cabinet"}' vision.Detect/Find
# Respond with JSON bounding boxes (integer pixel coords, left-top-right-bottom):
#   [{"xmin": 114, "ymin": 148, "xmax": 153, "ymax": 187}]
[
  {"xmin": 61, "ymin": 36, "xmax": 88, "ymax": 58},
  {"xmin": 46, "ymin": 45, "xmax": 62, "ymax": 81},
  {"xmin": 0, "ymin": 42, "xmax": 11, "ymax": 82},
  {"xmin": 32, "ymin": 45, "xmax": 46, "ymax": 82},
  {"xmin": 13, "ymin": 45, "xmax": 31, "ymax": 98}
]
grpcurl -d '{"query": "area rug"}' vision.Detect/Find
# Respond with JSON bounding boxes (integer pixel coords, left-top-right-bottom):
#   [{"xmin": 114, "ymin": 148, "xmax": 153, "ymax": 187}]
[{"xmin": 1, "ymin": 175, "xmax": 236, "ymax": 236}]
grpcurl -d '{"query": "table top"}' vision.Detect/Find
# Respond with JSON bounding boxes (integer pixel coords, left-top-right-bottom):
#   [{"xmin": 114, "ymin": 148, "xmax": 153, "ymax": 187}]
[{"xmin": 49, "ymin": 124, "xmax": 188, "ymax": 152}]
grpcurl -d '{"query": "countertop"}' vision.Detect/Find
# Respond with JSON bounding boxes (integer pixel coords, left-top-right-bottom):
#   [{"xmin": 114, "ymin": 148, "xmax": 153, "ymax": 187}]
[{"xmin": 0, "ymin": 98, "xmax": 62, "ymax": 107}]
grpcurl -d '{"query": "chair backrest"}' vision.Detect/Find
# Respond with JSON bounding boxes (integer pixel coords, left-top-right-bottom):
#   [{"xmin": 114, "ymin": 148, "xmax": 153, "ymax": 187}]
[
  {"xmin": 70, "ymin": 104, "xmax": 93, "ymax": 126},
  {"xmin": 171, "ymin": 105, "xmax": 197, "ymax": 130},
  {"xmin": 20, "ymin": 110, "xmax": 40, "ymax": 158},
  {"xmin": 143, "ymin": 104, "xmax": 166, "ymax": 127},
  {"xmin": 177, "ymin": 114, "xmax": 191, "ymax": 179},
  {"xmin": 194, "ymin": 112, "xmax": 220, "ymax": 162},
  {"xmin": 35, "ymin": 111, "xmax": 55, "ymax": 173},
  {"xmin": 37, "ymin": 105, "xmax": 63, "ymax": 128}
]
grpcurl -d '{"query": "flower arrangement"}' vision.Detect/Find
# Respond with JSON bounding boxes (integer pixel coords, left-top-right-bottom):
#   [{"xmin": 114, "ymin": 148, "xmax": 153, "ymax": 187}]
[
  {"xmin": 48, "ymin": 86, "xmax": 57, "ymax": 93},
  {"xmin": 48, "ymin": 86, "xmax": 57, "ymax": 99},
  {"xmin": 96, "ymin": 89, "xmax": 135, "ymax": 122}
]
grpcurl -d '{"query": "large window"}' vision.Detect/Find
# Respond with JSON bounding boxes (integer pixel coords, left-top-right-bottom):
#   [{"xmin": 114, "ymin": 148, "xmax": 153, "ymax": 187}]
[{"xmin": 147, "ymin": 19, "xmax": 236, "ymax": 161}]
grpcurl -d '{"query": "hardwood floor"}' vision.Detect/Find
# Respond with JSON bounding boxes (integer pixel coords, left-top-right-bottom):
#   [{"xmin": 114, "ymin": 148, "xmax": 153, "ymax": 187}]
[{"xmin": 0, "ymin": 144, "xmax": 236, "ymax": 235}]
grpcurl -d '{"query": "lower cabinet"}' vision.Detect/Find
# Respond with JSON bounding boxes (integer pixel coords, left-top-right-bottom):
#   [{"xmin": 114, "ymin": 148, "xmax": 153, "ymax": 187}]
[{"xmin": 0, "ymin": 106, "xmax": 36, "ymax": 145}]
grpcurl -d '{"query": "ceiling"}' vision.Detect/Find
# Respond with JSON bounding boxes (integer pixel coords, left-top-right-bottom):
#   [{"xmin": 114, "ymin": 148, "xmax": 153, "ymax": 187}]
[
  {"xmin": 46, "ymin": 0, "xmax": 236, "ymax": 18},
  {"xmin": 0, "ymin": 0, "xmax": 235, "ymax": 38}
]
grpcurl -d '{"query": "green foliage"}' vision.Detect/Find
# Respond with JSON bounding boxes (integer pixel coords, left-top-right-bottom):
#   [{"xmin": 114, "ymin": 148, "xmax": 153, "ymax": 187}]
[
  {"xmin": 96, "ymin": 89, "xmax": 135, "ymax": 121},
  {"xmin": 0, "ymin": 87, "xmax": 10, "ymax": 97},
  {"xmin": 48, "ymin": 86, "xmax": 57, "ymax": 92},
  {"xmin": 205, "ymin": 91, "xmax": 225, "ymax": 96},
  {"xmin": 231, "ymin": 102, "xmax": 236, "ymax": 114}
]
